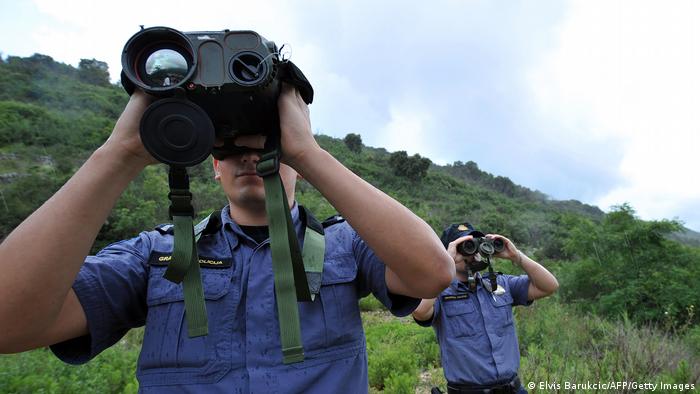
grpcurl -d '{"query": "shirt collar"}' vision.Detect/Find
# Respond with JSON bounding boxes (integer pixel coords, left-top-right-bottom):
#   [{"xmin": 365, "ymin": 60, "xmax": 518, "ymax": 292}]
[{"xmin": 220, "ymin": 201, "xmax": 301, "ymax": 243}]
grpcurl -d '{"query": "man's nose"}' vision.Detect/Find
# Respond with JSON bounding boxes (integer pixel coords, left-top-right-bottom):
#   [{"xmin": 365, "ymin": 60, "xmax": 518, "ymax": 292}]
[{"xmin": 240, "ymin": 150, "xmax": 261, "ymax": 164}]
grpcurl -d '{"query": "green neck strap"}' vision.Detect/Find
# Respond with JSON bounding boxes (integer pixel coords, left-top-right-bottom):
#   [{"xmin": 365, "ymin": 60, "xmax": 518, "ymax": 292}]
[
  {"xmin": 257, "ymin": 151, "xmax": 309, "ymax": 364},
  {"xmin": 163, "ymin": 167, "xmax": 208, "ymax": 337},
  {"xmin": 163, "ymin": 156, "xmax": 326, "ymax": 364}
]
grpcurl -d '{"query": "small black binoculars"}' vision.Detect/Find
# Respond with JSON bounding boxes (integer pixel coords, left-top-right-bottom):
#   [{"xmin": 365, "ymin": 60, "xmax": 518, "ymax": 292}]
[{"xmin": 458, "ymin": 237, "xmax": 505, "ymax": 256}]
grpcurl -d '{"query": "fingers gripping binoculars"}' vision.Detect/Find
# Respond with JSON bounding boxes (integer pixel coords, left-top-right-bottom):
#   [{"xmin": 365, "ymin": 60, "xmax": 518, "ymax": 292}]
[
  {"xmin": 457, "ymin": 237, "xmax": 505, "ymax": 256},
  {"xmin": 120, "ymin": 26, "xmax": 313, "ymax": 167}
]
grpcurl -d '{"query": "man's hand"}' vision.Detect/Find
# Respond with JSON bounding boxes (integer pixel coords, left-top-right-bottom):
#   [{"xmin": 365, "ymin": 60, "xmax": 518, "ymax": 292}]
[
  {"xmin": 485, "ymin": 234, "xmax": 559, "ymax": 300},
  {"xmin": 486, "ymin": 234, "xmax": 522, "ymax": 266},
  {"xmin": 227, "ymin": 84, "xmax": 321, "ymax": 171},
  {"xmin": 277, "ymin": 83, "xmax": 322, "ymax": 170},
  {"xmin": 101, "ymin": 90, "xmax": 158, "ymax": 168},
  {"xmin": 447, "ymin": 235, "xmax": 472, "ymax": 265}
]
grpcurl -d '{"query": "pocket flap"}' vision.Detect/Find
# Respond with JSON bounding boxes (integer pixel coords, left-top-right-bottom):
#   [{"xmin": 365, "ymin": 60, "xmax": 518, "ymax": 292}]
[
  {"xmin": 491, "ymin": 292, "xmax": 514, "ymax": 308},
  {"xmin": 321, "ymin": 254, "xmax": 357, "ymax": 285},
  {"xmin": 443, "ymin": 300, "xmax": 475, "ymax": 316},
  {"xmin": 147, "ymin": 267, "xmax": 232, "ymax": 306}
]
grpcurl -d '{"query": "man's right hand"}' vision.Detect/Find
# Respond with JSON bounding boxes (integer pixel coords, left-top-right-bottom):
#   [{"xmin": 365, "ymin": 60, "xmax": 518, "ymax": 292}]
[
  {"xmin": 447, "ymin": 235, "xmax": 473, "ymax": 264},
  {"xmin": 101, "ymin": 90, "xmax": 158, "ymax": 168}
]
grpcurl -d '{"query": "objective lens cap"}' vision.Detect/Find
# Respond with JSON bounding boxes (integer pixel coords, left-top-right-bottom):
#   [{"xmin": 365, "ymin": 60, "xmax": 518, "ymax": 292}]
[{"xmin": 140, "ymin": 98, "xmax": 215, "ymax": 167}]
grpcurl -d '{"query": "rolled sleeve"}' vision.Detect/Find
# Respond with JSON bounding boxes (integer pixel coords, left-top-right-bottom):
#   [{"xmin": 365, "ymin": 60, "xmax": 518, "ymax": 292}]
[
  {"xmin": 50, "ymin": 234, "xmax": 151, "ymax": 364},
  {"xmin": 505, "ymin": 274, "xmax": 531, "ymax": 306},
  {"xmin": 413, "ymin": 296, "xmax": 440, "ymax": 327},
  {"xmin": 352, "ymin": 232, "xmax": 420, "ymax": 316}
]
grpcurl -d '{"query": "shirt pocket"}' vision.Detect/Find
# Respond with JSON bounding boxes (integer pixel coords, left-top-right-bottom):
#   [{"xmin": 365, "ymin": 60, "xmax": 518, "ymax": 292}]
[
  {"xmin": 299, "ymin": 254, "xmax": 363, "ymax": 366},
  {"xmin": 442, "ymin": 299, "xmax": 479, "ymax": 337},
  {"xmin": 137, "ymin": 265, "xmax": 235, "ymax": 387},
  {"xmin": 489, "ymin": 292, "xmax": 514, "ymax": 335}
]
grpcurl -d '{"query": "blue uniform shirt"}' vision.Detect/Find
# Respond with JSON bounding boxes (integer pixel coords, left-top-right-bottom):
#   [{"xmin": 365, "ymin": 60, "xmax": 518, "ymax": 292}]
[
  {"xmin": 421, "ymin": 273, "xmax": 530, "ymax": 385},
  {"xmin": 51, "ymin": 204, "xmax": 419, "ymax": 393}
]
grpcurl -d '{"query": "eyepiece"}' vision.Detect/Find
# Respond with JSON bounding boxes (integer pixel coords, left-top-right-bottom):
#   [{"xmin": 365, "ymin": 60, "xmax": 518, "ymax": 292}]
[
  {"xmin": 229, "ymin": 51, "xmax": 270, "ymax": 86},
  {"xmin": 478, "ymin": 242, "xmax": 495, "ymax": 255}
]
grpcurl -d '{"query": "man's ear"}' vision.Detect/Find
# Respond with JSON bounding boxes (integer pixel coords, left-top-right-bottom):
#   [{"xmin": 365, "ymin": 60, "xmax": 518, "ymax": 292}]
[{"xmin": 213, "ymin": 158, "xmax": 221, "ymax": 180}]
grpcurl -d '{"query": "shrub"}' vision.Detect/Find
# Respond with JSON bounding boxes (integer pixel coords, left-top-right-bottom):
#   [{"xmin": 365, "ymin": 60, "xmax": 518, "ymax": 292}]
[{"xmin": 343, "ymin": 133, "xmax": 363, "ymax": 153}]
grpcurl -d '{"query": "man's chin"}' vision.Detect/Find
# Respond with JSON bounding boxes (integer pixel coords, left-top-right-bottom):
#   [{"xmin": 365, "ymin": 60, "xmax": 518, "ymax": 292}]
[{"xmin": 237, "ymin": 192, "xmax": 267, "ymax": 208}]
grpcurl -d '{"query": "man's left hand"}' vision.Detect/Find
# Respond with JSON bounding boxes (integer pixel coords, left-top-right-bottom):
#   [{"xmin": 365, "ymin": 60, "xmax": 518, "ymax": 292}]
[
  {"xmin": 277, "ymin": 83, "xmax": 322, "ymax": 170},
  {"xmin": 486, "ymin": 234, "xmax": 522, "ymax": 266}
]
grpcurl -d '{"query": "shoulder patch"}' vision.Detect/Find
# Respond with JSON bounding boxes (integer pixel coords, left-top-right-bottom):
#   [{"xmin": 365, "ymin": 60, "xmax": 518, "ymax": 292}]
[
  {"xmin": 322, "ymin": 214, "xmax": 346, "ymax": 228},
  {"xmin": 154, "ymin": 223, "xmax": 174, "ymax": 235}
]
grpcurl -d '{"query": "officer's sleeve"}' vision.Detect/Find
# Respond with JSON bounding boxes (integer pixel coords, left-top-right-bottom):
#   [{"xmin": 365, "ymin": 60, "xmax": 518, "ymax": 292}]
[
  {"xmin": 50, "ymin": 233, "xmax": 151, "ymax": 364},
  {"xmin": 351, "ymin": 231, "xmax": 420, "ymax": 317},
  {"xmin": 413, "ymin": 297, "xmax": 439, "ymax": 327},
  {"xmin": 505, "ymin": 274, "xmax": 532, "ymax": 306}
]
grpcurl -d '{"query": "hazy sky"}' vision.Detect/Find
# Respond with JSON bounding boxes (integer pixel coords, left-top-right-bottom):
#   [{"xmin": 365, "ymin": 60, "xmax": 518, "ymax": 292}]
[{"xmin": 1, "ymin": 0, "xmax": 699, "ymax": 230}]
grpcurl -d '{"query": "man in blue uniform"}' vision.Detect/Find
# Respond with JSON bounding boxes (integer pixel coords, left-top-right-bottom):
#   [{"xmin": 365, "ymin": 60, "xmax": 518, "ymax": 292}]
[
  {"xmin": 0, "ymin": 85, "xmax": 454, "ymax": 393},
  {"xmin": 412, "ymin": 223, "xmax": 559, "ymax": 394}
]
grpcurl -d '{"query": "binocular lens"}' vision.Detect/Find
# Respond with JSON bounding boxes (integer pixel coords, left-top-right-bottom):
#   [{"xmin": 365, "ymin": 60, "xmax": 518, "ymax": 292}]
[
  {"xmin": 457, "ymin": 237, "xmax": 505, "ymax": 256},
  {"xmin": 122, "ymin": 27, "xmax": 195, "ymax": 93},
  {"xmin": 143, "ymin": 49, "xmax": 189, "ymax": 87},
  {"xmin": 493, "ymin": 238, "xmax": 505, "ymax": 252},
  {"xmin": 459, "ymin": 240, "xmax": 478, "ymax": 255}
]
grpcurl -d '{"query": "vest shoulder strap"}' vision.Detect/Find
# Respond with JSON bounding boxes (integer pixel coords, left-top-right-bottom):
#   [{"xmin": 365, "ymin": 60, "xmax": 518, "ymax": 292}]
[
  {"xmin": 194, "ymin": 210, "xmax": 222, "ymax": 241},
  {"xmin": 299, "ymin": 205, "xmax": 324, "ymax": 235}
]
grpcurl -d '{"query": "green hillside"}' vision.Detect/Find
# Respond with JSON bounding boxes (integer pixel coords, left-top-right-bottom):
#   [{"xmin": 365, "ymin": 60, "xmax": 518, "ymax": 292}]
[{"xmin": 1, "ymin": 54, "xmax": 698, "ymax": 392}]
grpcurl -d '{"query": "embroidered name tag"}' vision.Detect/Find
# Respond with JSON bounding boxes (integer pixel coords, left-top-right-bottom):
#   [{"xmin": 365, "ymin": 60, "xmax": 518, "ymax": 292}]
[
  {"xmin": 148, "ymin": 252, "xmax": 232, "ymax": 268},
  {"xmin": 442, "ymin": 293, "xmax": 469, "ymax": 302}
]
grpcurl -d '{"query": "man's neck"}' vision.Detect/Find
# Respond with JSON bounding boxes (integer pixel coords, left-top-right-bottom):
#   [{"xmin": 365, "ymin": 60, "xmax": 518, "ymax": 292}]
[
  {"xmin": 456, "ymin": 272, "xmax": 470, "ymax": 283},
  {"xmin": 227, "ymin": 202, "xmax": 268, "ymax": 226},
  {"xmin": 227, "ymin": 198, "xmax": 296, "ymax": 226}
]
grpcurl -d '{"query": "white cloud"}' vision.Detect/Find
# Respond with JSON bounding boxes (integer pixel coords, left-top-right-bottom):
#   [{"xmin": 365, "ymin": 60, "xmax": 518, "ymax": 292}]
[
  {"xmin": 377, "ymin": 98, "xmax": 437, "ymax": 159},
  {"xmin": 528, "ymin": 0, "xmax": 700, "ymax": 229}
]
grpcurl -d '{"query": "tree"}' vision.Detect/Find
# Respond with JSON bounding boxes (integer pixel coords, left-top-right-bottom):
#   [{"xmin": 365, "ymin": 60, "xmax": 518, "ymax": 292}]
[
  {"xmin": 78, "ymin": 58, "xmax": 110, "ymax": 86},
  {"xmin": 389, "ymin": 151, "xmax": 431, "ymax": 181},
  {"xmin": 492, "ymin": 175, "xmax": 516, "ymax": 197},
  {"xmin": 343, "ymin": 133, "xmax": 363, "ymax": 153},
  {"xmin": 558, "ymin": 203, "xmax": 700, "ymax": 326}
]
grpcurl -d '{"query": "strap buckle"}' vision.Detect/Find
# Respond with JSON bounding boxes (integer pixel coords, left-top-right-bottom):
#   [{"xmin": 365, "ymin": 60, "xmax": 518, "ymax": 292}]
[
  {"xmin": 256, "ymin": 152, "xmax": 280, "ymax": 177},
  {"xmin": 168, "ymin": 189, "xmax": 194, "ymax": 218}
]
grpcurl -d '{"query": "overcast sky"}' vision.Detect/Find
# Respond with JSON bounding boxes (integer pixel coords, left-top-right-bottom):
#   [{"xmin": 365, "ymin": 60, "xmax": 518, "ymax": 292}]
[{"xmin": 1, "ymin": 0, "xmax": 699, "ymax": 231}]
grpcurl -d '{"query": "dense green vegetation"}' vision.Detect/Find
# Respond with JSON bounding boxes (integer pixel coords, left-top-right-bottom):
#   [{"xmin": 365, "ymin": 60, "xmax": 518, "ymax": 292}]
[{"xmin": 1, "ymin": 54, "xmax": 699, "ymax": 392}]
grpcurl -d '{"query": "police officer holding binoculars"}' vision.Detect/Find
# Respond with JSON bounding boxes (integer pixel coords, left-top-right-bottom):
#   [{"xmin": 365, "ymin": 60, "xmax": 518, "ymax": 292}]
[
  {"xmin": 413, "ymin": 222, "xmax": 559, "ymax": 394},
  {"xmin": 0, "ymin": 27, "xmax": 454, "ymax": 393}
]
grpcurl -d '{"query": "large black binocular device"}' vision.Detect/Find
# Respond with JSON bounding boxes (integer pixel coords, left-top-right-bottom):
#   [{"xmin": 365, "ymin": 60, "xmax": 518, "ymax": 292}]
[
  {"xmin": 458, "ymin": 237, "xmax": 505, "ymax": 256},
  {"xmin": 120, "ymin": 26, "xmax": 313, "ymax": 167}
]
